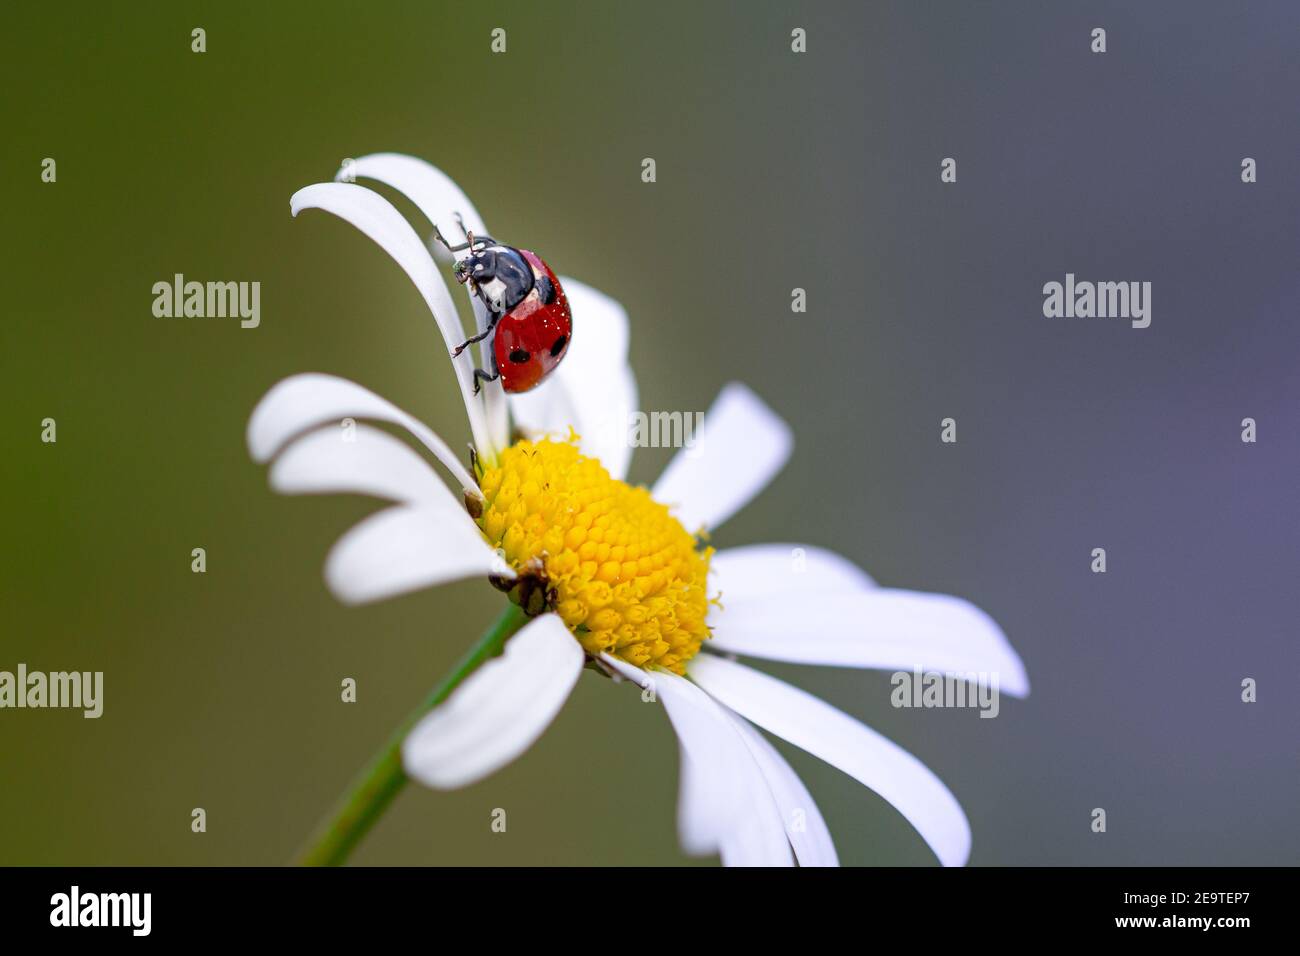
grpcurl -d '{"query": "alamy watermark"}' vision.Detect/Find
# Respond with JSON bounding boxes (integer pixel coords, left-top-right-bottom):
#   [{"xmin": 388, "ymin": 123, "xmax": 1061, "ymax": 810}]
[
  {"xmin": 1042, "ymin": 273, "xmax": 1150, "ymax": 329},
  {"xmin": 628, "ymin": 410, "xmax": 704, "ymax": 449},
  {"xmin": 578, "ymin": 409, "xmax": 706, "ymax": 452},
  {"xmin": 152, "ymin": 274, "xmax": 260, "ymax": 328},
  {"xmin": 891, "ymin": 669, "xmax": 1000, "ymax": 718},
  {"xmin": 0, "ymin": 664, "xmax": 103, "ymax": 718},
  {"xmin": 50, "ymin": 886, "xmax": 150, "ymax": 936}
]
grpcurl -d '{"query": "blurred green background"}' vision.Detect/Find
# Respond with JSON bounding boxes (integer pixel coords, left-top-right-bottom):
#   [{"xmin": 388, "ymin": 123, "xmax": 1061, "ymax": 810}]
[{"xmin": 4, "ymin": 1, "xmax": 1297, "ymax": 866}]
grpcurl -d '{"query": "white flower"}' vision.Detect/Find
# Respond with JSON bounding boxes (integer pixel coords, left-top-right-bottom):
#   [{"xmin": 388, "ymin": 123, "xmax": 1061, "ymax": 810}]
[{"xmin": 250, "ymin": 154, "xmax": 1030, "ymax": 867}]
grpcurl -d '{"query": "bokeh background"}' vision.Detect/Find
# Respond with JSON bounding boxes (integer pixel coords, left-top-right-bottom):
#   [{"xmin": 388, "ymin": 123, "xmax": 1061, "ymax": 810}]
[{"xmin": 3, "ymin": 1, "xmax": 1298, "ymax": 866}]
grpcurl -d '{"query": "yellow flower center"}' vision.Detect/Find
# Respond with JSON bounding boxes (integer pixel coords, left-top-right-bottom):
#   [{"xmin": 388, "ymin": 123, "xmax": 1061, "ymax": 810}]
[{"xmin": 476, "ymin": 437, "xmax": 713, "ymax": 674}]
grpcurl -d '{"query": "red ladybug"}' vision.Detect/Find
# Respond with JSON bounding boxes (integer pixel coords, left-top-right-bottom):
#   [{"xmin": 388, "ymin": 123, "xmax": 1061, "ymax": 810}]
[{"xmin": 437, "ymin": 229, "xmax": 572, "ymax": 394}]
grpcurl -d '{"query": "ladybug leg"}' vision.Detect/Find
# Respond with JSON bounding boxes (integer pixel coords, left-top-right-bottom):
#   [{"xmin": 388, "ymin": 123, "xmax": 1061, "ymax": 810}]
[
  {"xmin": 432, "ymin": 223, "xmax": 496, "ymax": 253},
  {"xmin": 431, "ymin": 224, "xmax": 475, "ymax": 253},
  {"xmin": 452, "ymin": 310, "xmax": 501, "ymax": 357},
  {"xmin": 471, "ymin": 368, "xmax": 500, "ymax": 395},
  {"xmin": 451, "ymin": 324, "xmax": 495, "ymax": 358}
]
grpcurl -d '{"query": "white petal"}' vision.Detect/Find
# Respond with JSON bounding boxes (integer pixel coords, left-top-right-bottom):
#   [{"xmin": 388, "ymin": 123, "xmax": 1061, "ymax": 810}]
[
  {"xmin": 504, "ymin": 377, "xmax": 568, "ymax": 446},
  {"xmin": 688, "ymin": 654, "xmax": 971, "ymax": 867},
  {"xmin": 335, "ymin": 155, "xmax": 510, "ymax": 455},
  {"xmin": 270, "ymin": 423, "xmax": 457, "ymax": 507},
  {"xmin": 652, "ymin": 383, "xmax": 792, "ymax": 533},
  {"xmin": 601, "ymin": 656, "xmax": 793, "ymax": 867},
  {"xmin": 508, "ymin": 277, "xmax": 637, "ymax": 480},
  {"xmin": 710, "ymin": 589, "xmax": 1029, "ymax": 698},
  {"xmin": 726, "ymin": 712, "xmax": 838, "ymax": 866},
  {"xmin": 559, "ymin": 277, "xmax": 629, "ymax": 362},
  {"xmin": 402, "ymin": 614, "xmax": 582, "ymax": 789},
  {"xmin": 598, "ymin": 658, "xmax": 715, "ymax": 852},
  {"xmin": 289, "ymin": 182, "xmax": 491, "ymax": 455},
  {"xmin": 335, "ymin": 153, "xmax": 489, "ymax": 242},
  {"xmin": 674, "ymin": 742, "xmax": 720, "ymax": 857},
  {"xmin": 324, "ymin": 505, "xmax": 505, "ymax": 605},
  {"xmin": 712, "ymin": 543, "xmax": 876, "ymax": 603},
  {"xmin": 247, "ymin": 373, "xmax": 479, "ymax": 495}
]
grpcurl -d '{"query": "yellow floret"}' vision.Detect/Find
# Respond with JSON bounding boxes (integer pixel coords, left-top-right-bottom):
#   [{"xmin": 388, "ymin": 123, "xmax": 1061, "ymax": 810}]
[{"xmin": 477, "ymin": 437, "xmax": 713, "ymax": 674}]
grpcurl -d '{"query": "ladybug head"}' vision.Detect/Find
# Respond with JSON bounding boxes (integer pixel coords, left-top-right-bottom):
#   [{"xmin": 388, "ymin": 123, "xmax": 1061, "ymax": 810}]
[{"xmin": 453, "ymin": 243, "xmax": 534, "ymax": 314}]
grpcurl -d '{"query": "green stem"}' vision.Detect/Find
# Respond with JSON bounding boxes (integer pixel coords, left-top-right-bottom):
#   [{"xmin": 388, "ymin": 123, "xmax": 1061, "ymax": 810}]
[{"xmin": 295, "ymin": 603, "xmax": 530, "ymax": 866}]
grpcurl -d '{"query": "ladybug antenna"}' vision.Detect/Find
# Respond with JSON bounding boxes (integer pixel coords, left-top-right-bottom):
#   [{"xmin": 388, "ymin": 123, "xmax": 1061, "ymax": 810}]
[
  {"xmin": 431, "ymin": 224, "xmax": 460, "ymax": 253},
  {"xmin": 459, "ymin": 217, "xmax": 497, "ymax": 250}
]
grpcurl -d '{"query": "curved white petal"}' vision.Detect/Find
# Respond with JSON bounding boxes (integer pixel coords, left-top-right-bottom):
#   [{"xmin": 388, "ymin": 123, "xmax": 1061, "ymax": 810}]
[
  {"xmin": 324, "ymin": 505, "xmax": 507, "ymax": 605},
  {"xmin": 675, "ymin": 740, "xmax": 722, "ymax": 857},
  {"xmin": 712, "ymin": 543, "xmax": 876, "ymax": 604},
  {"xmin": 336, "ymin": 153, "xmax": 489, "ymax": 241},
  {"xmin": 602, "ymin": 656, "xmax": 793, "ymax": 867},
  {"xmin": 652, "ymin": 383, "xmax": 792, "ymax": 534},
  {"xmin": 598, "ymin": 659, "xmax": 715, "ymax": 854},
  {"xmin": 336, "ymin": 154, "xmax": 509, "ymax": 454},
  {"xmin": 688, "ymin": 654, "xmax": 971, "ymax": 867},
  {"xmin": 247, "ymin": 373, "xmax": 478, "ymax": 495},
  {"xmin": 509, "ymin": 278, "xmax": 637, "ymax": 480},
  {"xmin": 709, "ymin": 590, "xmax": 1029, "ymax": 698},
  {"xmin": 289, "ymin": 182, "xmax": 491, "ymax": 455},
  {"xmin": 402, "ymin": 614, "xmax": 582, "ymax": 789},
  {"xmin": 726, "ymin": 712, "xmax": 838, "ymax": 867},
  {"xmin": 270, "ymin": 423, "xmax": 457, "ymax": 507},
  {"xmin": 477, "ymin": 297, "xmax": 511, "ymax": 458}
]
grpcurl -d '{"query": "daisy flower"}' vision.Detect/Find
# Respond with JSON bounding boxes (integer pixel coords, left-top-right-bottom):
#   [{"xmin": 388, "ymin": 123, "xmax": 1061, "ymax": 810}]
[{"xmin": 249, "ymin": 154, "xmax": 1029, "ymax": 867}]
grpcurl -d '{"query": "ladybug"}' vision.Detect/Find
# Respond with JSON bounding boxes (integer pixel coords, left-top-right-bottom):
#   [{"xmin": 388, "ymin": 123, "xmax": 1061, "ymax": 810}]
[{"xmin": 435, "ymin": 226, "xmax": 572, "ymax": 394}]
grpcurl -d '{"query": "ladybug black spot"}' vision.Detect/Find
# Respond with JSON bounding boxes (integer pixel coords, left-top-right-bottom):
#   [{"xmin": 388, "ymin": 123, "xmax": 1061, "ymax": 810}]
[
  {"xmin": 549, "ymin": 335, "xmax": 567, "ymax": 357},
  {"xmin": 508, "ymin": 349, "xmax": 531, "ymax": 364},
  {"xmin": 535, "ymin": 275, "xmax": 555, "ymax": 305}
]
